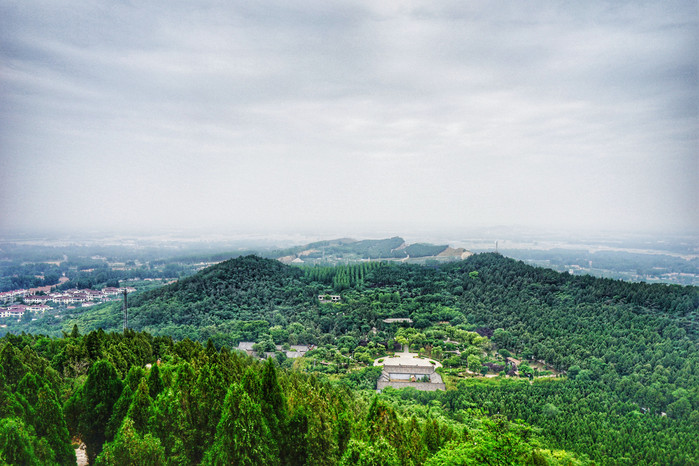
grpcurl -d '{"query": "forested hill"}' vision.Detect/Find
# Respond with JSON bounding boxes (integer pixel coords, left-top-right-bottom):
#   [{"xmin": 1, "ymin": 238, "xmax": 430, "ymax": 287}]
[
  {"xmin": 3, "ymin": 253, "xmax": 699, "ymax": 463},
  {"xmin": 64, "ymin": 253, "xmax": 699, "ymax": 366},
  {"xmin": 268, "ymin": 236, "xmax": 462, "ymax": 263},
  {"xmin": 131, "ymin": 255, "xmax": 307, "ymax": 320},
  {"xmin": 127, "ymin": 253, "xmax": 699, "ymax": 412}
]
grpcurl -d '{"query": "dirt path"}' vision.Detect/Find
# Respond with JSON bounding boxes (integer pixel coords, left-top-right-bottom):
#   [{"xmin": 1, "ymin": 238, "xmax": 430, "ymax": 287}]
[{"xmin": 75, "ymin": 443, "xmax": 88, "ymax": 466}]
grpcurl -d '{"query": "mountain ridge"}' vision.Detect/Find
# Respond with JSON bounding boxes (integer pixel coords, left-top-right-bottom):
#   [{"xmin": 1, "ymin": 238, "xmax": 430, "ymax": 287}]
[{"xmin": 269, "ymin": 236, "xmax": 472, "ymax": 264}]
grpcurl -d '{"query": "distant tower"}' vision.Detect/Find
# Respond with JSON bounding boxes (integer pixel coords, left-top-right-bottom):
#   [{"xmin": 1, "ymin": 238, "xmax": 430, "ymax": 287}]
[
  {"xmin": 123, "ymin": 289, "xmax": 128, "ymax": 331},
  {"xmin": 495, "ymin": 241, "xmax": 498, "ymax": 253}
]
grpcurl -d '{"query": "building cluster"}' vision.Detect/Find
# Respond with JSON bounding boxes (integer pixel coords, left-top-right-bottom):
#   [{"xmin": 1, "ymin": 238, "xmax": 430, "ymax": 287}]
[
  {"xmin": 0, "ymin": 304, "xmax": 52, "ymax": 319},
  {"xmin": 0, "ymin": 286, "xmax": 136, "ymax": 320},
  {"xmin": 376, "ymin": 357, "xmax": 446, "ymax": 392},
  {"xmin": 0, "ymin": 289, "xmax": 29, "ymax": 304}
]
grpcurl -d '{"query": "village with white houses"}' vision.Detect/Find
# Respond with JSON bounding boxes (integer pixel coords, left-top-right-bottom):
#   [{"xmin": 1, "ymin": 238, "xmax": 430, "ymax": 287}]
[{"xmin": 0, "ymin": 286, "xmax": 136, "ymax": 320}]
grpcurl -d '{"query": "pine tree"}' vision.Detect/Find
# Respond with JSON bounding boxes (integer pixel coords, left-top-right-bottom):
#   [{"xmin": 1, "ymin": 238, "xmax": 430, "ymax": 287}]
[
  {"xmin": 147, "ymin": 364, "xmax": 164, "ymax": 400},
  {"xmin": 95, "ymin": 418, "xmax": 166, "ymax": 466},
  {"xmin": 366, "ymin": 397, "xmax": 404, "ymax": 451},
  {"xmin": 106, "ymin": 384, "xmax": 133, "ymax": 440},
  {"xmin": 337, "ymin": 411, "xmax": 352, "ymax": 457},
  {"xmin": 405, "ymin": 416, "xmax": 427, "ymax": 465},
  {"xmin": 77, "ymin": 359, "xmax": 123, "ymax": 463},
  {"xmin": 1, "ymin": 343, "xmax": 29, "ymax": 388},
  {"xmin": 127, "ymin": 378, "xmax": 153, "ymax": 434},
  {"xmin": 169, "ymin": 362, "xmax": 199, "ymax": 464},
  {"xmin": 85, "ymin": 331, "xmax": 103, "ymax": 361},
  {"xmin": 242, "ymin": 366, "xmax": 261, "ymax": 399},
  {"xmin": 0, "ymin": 418, "xmax": 41, "ymax": 466},
  {"xmin": 35, "ymin": 385, "xmax": 75, "ymax": 465},
  {"xmin": 192, "ymin": 362, "xmax": 227, "ymax": 459},
  {"xmin": 17, "ymin": 372, "xmax": 43, "ymax": 413},
  {"xmin": 423, "ymin": 418, "xmax": 440, "ymax": 453},
  {"xmin": 261, "ymin": 358, "xmax": 287, "ymax": 427},
  {"xmin": 202, "ymin": 383, "xmax": 275, "ymax": 466},
  {"xmin": 286, "ymin": 407, "xmax": 309, "ymax": 466},
  {"xmin": 261, "ymin": 358, "xmax": 287, "ymax": 461}
]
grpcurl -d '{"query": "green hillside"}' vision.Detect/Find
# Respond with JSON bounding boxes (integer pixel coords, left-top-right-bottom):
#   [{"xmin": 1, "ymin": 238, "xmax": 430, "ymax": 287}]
[
  {"xmin": 404, "ymin": 243, "xmax": 449, "ymax": 257},
  {"xmin": 3, "ymin": 253, "xmax": 698, "ymax": 463},
  {"xmin": 268, "ymin": 236, "xmax": 454, "ymax": 263}
]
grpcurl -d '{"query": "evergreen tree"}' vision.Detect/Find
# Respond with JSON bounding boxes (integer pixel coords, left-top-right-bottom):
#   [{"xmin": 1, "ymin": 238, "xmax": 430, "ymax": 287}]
[
  {"xmin": 35, "ymin": 386, "xmax": 75, "ymax": 465},
  {"xmin": 0, "ymin": 418, "xmax": 41, "ymax": 466},
  {"xmin": 261, "ymin": 357, "xmax": 288, "ymax": 430},
  {"xmin": 339, "ymin": 438, "xmax": 400, "ymax": 466},
  {"xmin": 127, "ymin": 378, "xmax": 153, "ymax": 434},
  {"xmin": 124, "ymin": 365, "xmax": 147, "ymax": 392},
  {"xmin": 203, "ymin": 383, "xmax": 275, "ymax": 466},
  {"xmin": 169, "ymin": 362, "xmax": 199, "ymax": 463},
  {"xmin": 242, "ymin": 365, "xmax": 261, "ymax": 399},
  {"xmin": 1, "ymin": 343, "xmax": 29, "ymax": 388},
  {"xmin": 286, "ymin": 407, "xmax": 309, "ymax": 466},
  {"xmin": 0, "ymin": 372, "xmax": 23, "ymax": 421},
  {"xmin": 337, "ymin": 411, "xmax": 352, "ymax": 458},
  {"xmin": 17, "ymin": 372, "xmax": 43, "ymax": 422},
  {"xmin": 423, "ymin": 418, "xmax": 440, "ymax": 453},
  {"xmin": 85, "ymin": 331, "xmax": 103, "ymax": 361},
  {"xmin": 147, "ymin": 364, "xmax": 164, "ymax": 400},
  {"xmin": 366, "ymin": 397, "xmax": 404, "ymax": 451},
  {"xmin": 106, "ymin": 384, "xmax": 133, "ymax": 440},
  {"xmin": 95, "ymin": 418, "xmax": 165, "ymax": 466},
  {"xmin": 406, "ymin": 416, "xmax": 427, "ymax": 465},
  {"xmin": 76, "ymin": 359, "xmax": 123, "ymax": 463},
  {"xmin": 191, "ymin": 362, "xmax": 227, "ymax": 461},
  {"xmin": 261, "ymin": 358, "xmax": 288, "ymax": 462}
]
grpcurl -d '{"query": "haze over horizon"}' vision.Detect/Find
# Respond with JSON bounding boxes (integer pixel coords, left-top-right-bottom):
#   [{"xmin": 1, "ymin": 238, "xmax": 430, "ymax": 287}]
[{"xmin": 1, "ymin": 1, "xmax": 697, "ymax": 238}]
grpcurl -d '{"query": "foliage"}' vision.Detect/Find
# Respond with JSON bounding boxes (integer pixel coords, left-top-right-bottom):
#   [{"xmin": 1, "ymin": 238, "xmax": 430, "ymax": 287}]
[
  {"xmin": 95, "ymin": 418, "xmax": 166, "ymax": 466},
  {"xmin": 1, "ymin": 253, "xmax": 697, "ymax": 464}
]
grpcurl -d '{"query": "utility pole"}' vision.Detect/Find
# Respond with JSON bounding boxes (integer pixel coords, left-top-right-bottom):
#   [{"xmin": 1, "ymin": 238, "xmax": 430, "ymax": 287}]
[{"xmin": 123, "ymin": 289, "xmax": 128, "ymax": 331}]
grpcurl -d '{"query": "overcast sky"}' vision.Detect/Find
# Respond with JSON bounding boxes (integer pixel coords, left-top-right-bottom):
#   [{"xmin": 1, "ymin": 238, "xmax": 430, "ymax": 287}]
[{"xmin": 1, "ymin": 1, "xmax": 697, "ymax": 238}]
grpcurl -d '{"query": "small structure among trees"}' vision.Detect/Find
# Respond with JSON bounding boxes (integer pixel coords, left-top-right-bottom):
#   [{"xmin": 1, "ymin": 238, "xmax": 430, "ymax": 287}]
[
  {"xmin": 376, "ymin": 357, "xmax": 445, "ymax": 392},
  {"xmin": 318, "ymin": 294, "xmax": 341, "ymax": 303}
]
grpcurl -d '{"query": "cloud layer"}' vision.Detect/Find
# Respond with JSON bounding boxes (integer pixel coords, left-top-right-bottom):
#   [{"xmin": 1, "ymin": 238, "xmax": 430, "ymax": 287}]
[{"xmin": 1, "ymin": 1, "xmax": 696, "ymax": 235}]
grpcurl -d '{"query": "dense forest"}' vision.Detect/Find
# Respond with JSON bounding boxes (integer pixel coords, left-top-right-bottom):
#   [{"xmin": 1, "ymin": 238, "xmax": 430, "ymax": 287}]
[
  {"xmin": 0, "ymin": 330, "xmax": 582, "ymax": 465},
  {"xmin": 2, "ymin": 253, "xmax": 698, "ymax": 464}
]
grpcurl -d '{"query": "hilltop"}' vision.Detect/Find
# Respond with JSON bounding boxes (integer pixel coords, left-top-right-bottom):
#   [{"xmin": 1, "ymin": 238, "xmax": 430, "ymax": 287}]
[{"xmin": 269, "ymin": 236, "xmax": 472, "ymax": 265}]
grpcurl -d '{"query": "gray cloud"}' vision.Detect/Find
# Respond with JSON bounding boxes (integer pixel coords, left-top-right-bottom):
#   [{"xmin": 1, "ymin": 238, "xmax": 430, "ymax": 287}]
[{"xmin": 1, "ymin": 0, "xmax": 696, "ymax": 236}]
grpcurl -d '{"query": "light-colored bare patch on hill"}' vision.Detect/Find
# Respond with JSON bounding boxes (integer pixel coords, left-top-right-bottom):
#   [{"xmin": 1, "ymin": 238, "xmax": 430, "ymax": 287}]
[
  {"xmin": 278, "ymin": 255, "xmax": 296, "ymax": 264},
  {"xmin": 298, "ymin": 249, "xmax": 319, "ymax": 257},
  {"xmin": 438, "ymin": 247, "xmax": 473, "ymax": 259}
]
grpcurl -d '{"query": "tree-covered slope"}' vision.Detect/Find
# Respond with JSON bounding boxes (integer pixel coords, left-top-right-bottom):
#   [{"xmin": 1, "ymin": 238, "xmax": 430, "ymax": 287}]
[
  {"xmin": 2, "ymin": 253, "xmax": 699, "ymax": 463},
  {"xmin": 0, "ymin": 331, "xmax": 584, "ymax": 465},
  {"xmin": 267, "ymin": 236, "xmax": 454, "ymax": 262},
  {"xmin": 124, "ymin": 255, "xmax": 311, "ymax": 339}
]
